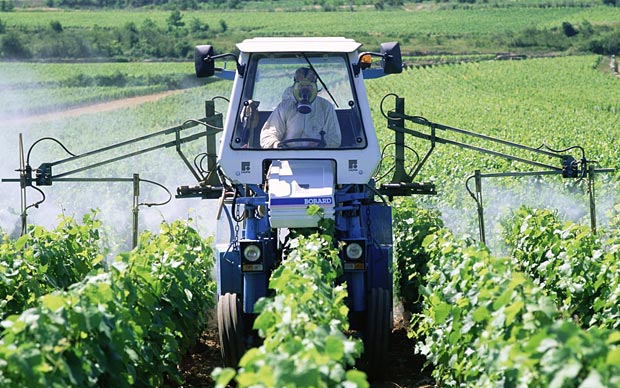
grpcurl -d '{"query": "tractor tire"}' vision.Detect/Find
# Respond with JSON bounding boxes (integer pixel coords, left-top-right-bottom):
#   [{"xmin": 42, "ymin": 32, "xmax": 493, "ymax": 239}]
[
  {"xmin": 363, "ymin": 287, "xmax": 390, "ymax": 381},
  {"xmin": 217, "ymin": 292, "xmax": 245, "ymax": 367}
]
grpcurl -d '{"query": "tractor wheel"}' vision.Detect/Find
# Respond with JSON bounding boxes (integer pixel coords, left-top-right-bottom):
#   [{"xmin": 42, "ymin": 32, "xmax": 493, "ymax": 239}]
[
  {"xmin": 363, "ymin": 287, "xmax": 390, "ymax": 380},
  {"xmin": 217, "ymin": 292, "xmax": 245, "ymax": 367}
]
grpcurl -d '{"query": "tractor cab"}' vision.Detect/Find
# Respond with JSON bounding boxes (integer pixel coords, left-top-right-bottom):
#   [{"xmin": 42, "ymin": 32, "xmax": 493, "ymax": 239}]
[
  {"xmin": 228, "ymin": 49, "xmax": 367, "ymax": 151},
  {"xmin": 195, "ymin": 37, "xmax": 402, "ymax": 186}
]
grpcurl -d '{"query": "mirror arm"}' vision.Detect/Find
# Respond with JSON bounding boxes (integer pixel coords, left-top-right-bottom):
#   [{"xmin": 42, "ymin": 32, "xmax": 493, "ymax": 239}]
[
  {"xmin": 354, "ymin": 51, "xmax": 386, "ymax": 75},
  {"xmin": 203, "ymin": 53, "xmax": 245, "ymax": 76}
]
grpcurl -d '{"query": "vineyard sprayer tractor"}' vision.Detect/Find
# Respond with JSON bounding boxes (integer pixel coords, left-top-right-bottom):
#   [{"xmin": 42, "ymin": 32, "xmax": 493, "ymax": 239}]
[{"xmin": 184, "ymin": 37, "xmax": 415, "ymax": 377}]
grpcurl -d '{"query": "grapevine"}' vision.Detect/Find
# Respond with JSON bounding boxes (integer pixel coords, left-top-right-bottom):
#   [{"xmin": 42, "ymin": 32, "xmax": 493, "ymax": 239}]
[{"xmin": 0, "ymin": 219, "xmax": 216, "ymax": 387}]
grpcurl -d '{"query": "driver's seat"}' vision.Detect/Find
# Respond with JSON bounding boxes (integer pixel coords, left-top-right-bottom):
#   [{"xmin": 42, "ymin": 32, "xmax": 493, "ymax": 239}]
[{"xmin": 237, "ymin": 110, "xmax": 270, "ymax": 149}]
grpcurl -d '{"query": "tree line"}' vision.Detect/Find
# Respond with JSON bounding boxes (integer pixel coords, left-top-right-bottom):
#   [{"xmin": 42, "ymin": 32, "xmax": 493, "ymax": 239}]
[
  {"xmin": 1, "ymin": 6, "xmax": 619, "ymax": 60},
  {"xmin": 4, "ymin": 0, "xmax": 619, "ymax": 11},
  {"xmin": 0, "ymin": 11, "xmax": 221, "ymax": 60}
]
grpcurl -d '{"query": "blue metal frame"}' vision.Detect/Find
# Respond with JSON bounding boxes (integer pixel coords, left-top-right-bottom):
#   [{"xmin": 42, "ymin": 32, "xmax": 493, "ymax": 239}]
[
  {"xmin": 216, "ymin": 182, "xmax": 393, "ymax": 324},
  {"xmin": 334, "ymin": 184, "xmax": 393, "ymax": 314},
  {"xmin": 216, "ymin": 184, "xmax": 275, "ymax": 313}
]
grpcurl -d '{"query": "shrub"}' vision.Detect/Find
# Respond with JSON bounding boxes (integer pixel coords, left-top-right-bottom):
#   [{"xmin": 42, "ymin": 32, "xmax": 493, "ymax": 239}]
[{"xmin": 1, "ymin": 31, "xmax": 31, "ymax": 59}]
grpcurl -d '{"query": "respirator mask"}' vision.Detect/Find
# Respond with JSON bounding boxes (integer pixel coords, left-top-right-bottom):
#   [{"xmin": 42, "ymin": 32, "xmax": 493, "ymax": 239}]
[{"xmin": 293, "ymin": 67, "xmax": 318, "ymax": 114}]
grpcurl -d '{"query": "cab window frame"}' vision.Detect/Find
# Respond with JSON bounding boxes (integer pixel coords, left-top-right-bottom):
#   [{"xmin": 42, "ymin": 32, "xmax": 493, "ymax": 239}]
[{"xmin": 229, "ymin": 52, "xmax": 368, "ymax": 150}]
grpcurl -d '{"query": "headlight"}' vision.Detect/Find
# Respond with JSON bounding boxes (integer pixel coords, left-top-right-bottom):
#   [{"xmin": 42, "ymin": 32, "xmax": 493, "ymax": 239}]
[
  {"xmin": 346, "ymin": 242, "xmax": 364, "ymax": 260},
  {"xmin": 243, "ymin": 244, "xmax": 262, "ymax": 262}
]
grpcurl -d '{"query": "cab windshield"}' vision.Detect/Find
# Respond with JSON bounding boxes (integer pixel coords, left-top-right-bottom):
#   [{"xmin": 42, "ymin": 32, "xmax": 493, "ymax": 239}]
[{"xmin": 230, "ymin": 53, "xmax": 367, "ymax": 150}]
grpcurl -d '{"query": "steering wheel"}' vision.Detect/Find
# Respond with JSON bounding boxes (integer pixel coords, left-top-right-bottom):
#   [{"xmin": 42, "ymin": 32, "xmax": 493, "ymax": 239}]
[{"xmin": 277, "ymin": 138, "xmax": 326, "ymax": 148}]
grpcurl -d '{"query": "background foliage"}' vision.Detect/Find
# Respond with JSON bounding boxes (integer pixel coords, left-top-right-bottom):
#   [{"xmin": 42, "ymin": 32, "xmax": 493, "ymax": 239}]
[{"xmin": 1, "ymin": 1, "xmax": 620, "ymax": 60}]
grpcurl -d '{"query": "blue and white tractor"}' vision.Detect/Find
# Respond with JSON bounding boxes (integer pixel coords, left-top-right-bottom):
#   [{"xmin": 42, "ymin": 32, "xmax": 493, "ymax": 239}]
[{"xmin": 190, "ymin": 37, "xmax": 413, "ymax": 378}]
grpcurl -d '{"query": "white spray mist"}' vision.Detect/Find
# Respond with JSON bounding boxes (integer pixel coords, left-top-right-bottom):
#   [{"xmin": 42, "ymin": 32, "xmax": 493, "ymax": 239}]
[
  {"xmin": 438, "ymin": 175, "xmax": 617, "ymax": 254},
  {"xmin": 0, "ymin": 67, "xmax": 221, "ymax": 253}
]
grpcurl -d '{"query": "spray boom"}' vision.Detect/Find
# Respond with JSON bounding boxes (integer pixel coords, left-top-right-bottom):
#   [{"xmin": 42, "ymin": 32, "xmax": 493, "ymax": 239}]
[
  {"xmin": 2, "ymin": 100, "xmax": 224, "ymax": 245},
  {"xmin": 380, "ymin": 94, "xmax": 614, "ymax": 243}
]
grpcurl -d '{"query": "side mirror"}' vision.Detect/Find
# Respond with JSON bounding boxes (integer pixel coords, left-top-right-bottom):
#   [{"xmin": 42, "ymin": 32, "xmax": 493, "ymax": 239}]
[
  {"xmin": 380, "ymin": 42, "xmax": 402, "ymax": 74},
  {"xmin": 194, "ymin": 45, "xmax": 215, "ymax": 78}
]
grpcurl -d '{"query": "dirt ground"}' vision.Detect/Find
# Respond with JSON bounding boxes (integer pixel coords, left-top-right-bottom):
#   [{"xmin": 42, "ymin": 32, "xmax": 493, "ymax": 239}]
[
  {"xmin": 4, "ymin": 90, "xmax": 185, "ymax": 126},
  {"xmin": 178, "ymin": 306, "xmax": 435, "ymax": 388}
]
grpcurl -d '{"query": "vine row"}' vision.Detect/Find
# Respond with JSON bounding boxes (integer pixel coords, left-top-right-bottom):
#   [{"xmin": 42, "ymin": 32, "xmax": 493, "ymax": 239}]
[{"xmin": 0, "ymin": 219, "xmax": 216, "ymax": 387}]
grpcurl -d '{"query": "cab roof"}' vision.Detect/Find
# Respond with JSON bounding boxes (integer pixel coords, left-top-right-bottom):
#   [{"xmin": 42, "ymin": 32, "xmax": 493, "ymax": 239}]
[{"xmin": 236, "ymin": 37, "xmax": 363, "ymax": 54}]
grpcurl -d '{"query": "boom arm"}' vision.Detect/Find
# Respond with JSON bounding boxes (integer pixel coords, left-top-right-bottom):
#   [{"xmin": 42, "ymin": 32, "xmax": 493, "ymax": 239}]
[
  {"xmin": 378, "ymin": 94, "xmax": 614, "ymax": 242},
  {"xmin": 384, "ymin": 95, "xmax": 586, "ymax": 183},
  {"xmin": 5, "ymin": 101, "xmax": 222, "ymax": 188},
  {"xmin": 2, "ymin": 100, "xmax": 224, "ymax": 238}
]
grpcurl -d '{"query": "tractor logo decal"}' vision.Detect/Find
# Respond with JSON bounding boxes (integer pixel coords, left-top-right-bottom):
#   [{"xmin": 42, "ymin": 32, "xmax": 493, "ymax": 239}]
[
  {"xmin": 241, "ymin": 161, "xmax": 251, "ymax": 173},
  {"xmin": 270, "ymin": 197, "xmax": 334, "ymax": 206},
  {"xmin": 348, "ymin": 160, "xmax": 358, "ymax": 171},
  {"xmin": 304, "ymin": 197, "xmax": 333, "ymax": 205}
]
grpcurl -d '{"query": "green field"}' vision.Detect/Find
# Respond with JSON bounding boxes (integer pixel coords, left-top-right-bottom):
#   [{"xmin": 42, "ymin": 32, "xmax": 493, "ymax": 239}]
[
  {"xmin": 2, "ymin": 6, "xmax": 620, "ymax": 383},
  {"xmin": 0, "ymin": 61, "xmax": 192, "ymax": 81},
  {"xmin": 7, "ymin": 7, "xmax": 620, "ymax": 34},
  {"xmin": 0, "ymin": 62, "xmax": 204, "ymax": 115}
]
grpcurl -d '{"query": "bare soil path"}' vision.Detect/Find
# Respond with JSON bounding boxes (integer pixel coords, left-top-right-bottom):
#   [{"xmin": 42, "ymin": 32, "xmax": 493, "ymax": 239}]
[
  {"xmin": 4, "ymin": 90, "xmax": 184, "ymax": 126},
  {"xmin": 179, "ymin": 304, "xmax": 435, "ymax": 388}
]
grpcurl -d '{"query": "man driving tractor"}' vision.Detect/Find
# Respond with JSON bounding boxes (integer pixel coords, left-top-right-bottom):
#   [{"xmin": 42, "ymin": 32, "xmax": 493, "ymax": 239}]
[{"xmin": 260, "ymin": 67, "xmax": 341, "ymax": 149}]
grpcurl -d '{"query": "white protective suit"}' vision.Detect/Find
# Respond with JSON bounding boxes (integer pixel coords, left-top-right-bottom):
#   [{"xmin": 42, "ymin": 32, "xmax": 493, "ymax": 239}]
[{"xmin": 259, "ymin": 96, "xmax": 341, "ymax": 149}]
